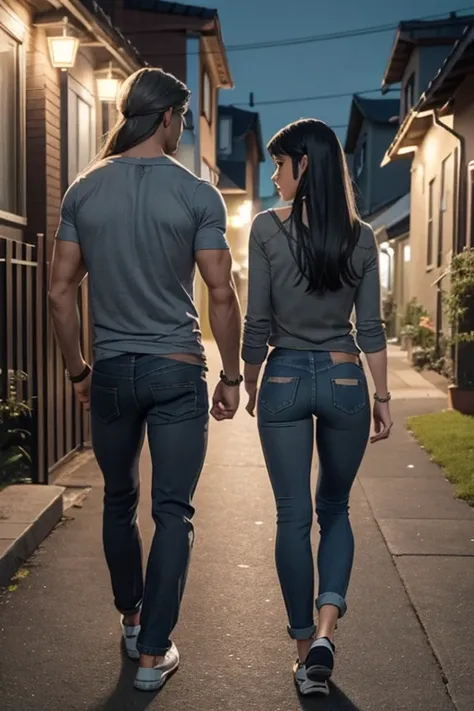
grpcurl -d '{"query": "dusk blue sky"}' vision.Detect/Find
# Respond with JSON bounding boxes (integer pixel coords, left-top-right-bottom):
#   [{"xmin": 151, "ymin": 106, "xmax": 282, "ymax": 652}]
[{"xmin": 186, "ymin": 0, "xmax": 474, "ymax": 196}]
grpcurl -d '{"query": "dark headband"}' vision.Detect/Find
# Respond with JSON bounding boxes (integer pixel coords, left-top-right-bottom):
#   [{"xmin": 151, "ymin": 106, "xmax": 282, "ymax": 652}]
[{"xmin": 122, "ymin": 106, "xmax": 170, "ymax": 120}]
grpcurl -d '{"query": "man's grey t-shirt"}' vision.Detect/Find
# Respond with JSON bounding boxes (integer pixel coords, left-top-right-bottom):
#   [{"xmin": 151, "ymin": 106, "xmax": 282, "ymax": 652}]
[{"xmin": 57, "ymin": 156, "xmax": 229, "ymax": 362}]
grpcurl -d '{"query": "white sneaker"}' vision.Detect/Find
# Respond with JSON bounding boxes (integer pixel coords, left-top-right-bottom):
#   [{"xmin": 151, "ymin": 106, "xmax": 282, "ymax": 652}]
[
  {"xmin": 134, "ymin": 642, "xmax": 180, "ymax": 691},
  {"xmin": 121, "ymin": 618, "xmax": 140, "ymax": 660},
  {"xmin": 293, "ymin": 660, "xmax": 329, "ymax": 696}
]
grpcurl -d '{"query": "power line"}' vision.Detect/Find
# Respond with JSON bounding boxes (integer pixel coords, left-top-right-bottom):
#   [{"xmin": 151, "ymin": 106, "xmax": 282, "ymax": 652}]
[
  {"xmin": 234, "ymin": 87, "xmax": 398, "ymax": 108},
  {"xmin": 224, "ymin": 6, "xmax": 474, "ymax": 52},
  {"xmin": 149, "ymin": 6, "xmax": 474, "ymax": 57}
]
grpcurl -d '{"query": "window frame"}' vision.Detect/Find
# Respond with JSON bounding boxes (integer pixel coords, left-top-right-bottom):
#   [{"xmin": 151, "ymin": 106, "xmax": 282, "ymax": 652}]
[
  {"xmin": 218, "ymin": 116, "xmax": 233, "ymax": 156},
  {"xmin": 404, "ymin": 73, "xmax": 415, "ymax": 116},
  {"xmin": 437, "ymin": 154, "xmax": 453, "ymax": 267},
  {"xmin": 0, "ymin": 6, "xmax": 26, "ymax": 226},
  {"xmin": 66, "ymin": 75, "xmax": 97, "ymax": 186},
  {"xmin": 427, "ymin": 177, "xmax": 435, "ymax": 270},
  {"xmin": 201, "ymin": 67, "xmax": 212, "ymax": 124}
]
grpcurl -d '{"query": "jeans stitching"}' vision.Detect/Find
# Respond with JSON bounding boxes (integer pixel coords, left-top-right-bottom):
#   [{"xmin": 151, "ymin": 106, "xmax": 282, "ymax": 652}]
[
  {"xmin": 91, "ymin": 384, "xmax": 121, "ymax": 424},
  {"xmin": 330, "ymin": 379, "xmax": 367, "ymax": 415},
  {"xmin": 259, "ymin": 377, "xmax": 300, "ymax": 414},
  {"xmin": 149, "ymin": 381, "xmax": 198, "ymax": 419}
]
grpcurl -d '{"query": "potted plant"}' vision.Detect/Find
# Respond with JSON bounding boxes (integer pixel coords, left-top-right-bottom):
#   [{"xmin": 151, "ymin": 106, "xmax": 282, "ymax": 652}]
[
  {"xmin": 0, "ymin": 371, "xmax": 32, "ymax": 487},
  {"xmin": 444, "ymin": 248, "xmax": 474, "ymax": 414}
]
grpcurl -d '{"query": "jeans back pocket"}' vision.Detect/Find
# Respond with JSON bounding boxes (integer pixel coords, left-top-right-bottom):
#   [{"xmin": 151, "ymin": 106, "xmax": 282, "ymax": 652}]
[
  {"xmin": 259, "ymin": 376, "xmax": 300, "ymax": 415},
  {"xmin": 149, "ymin": 382, "xmax": 198, "ymax": 422},
  {"xmin": 91, "ymin": 384, "xmax": 121, "ymax": 424},
  {"xmin": 330, "ymin": 377, "xmax": 367, "ymax": 415}
]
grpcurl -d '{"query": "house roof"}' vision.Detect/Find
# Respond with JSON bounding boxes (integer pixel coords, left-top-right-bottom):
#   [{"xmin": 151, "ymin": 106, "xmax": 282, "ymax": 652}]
[
  {"xmin": 36, "ymin": 2, "xmax": 145, "ymax": 70},
  {"xmin": 370, "ymin": 193, "xmax": 411, "ymax": 240},
  {"xmin": 382, "ymin": 13, "xmax": 474, "ymax": 91},
  {"xmin": 124, "ymin": 0, "xmax": 217, "ymax": 19},
  {"xmin": 344, "ymin": 95, "xmax": 399, "ymax": 153},
  {"xmin": 219, "ymin": 105, "xmax": 265, "ymax": 162},
  {"xmin": 383, "ymin": 23, "xmax": 474, "ymax": 164},
  {"xmin": 123, "ymin": 0, "xmax": 233, "ymax": 87}
]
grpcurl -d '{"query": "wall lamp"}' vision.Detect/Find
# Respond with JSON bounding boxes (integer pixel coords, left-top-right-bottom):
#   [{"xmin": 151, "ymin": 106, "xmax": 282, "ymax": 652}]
[
  {"xmin": 47, "ymin": 16, "xmax": 80, "ymax": 71},
  {"xmin": 96, "ymin": 62, "xmax": 121, "ymax": 103}
]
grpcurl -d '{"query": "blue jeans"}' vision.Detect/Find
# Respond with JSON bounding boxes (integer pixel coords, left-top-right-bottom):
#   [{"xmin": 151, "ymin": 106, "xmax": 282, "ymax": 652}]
[
  {"xmin": 90, "ymin": 354, "xmax": 209, "ymax": 656},
  {"xmin": 257, "ymin": 349, "xmax": 370, "ymax": 640}
]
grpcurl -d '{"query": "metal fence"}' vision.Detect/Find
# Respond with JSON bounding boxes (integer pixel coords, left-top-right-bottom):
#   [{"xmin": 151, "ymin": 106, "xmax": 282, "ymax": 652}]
[{"xmin": 0, "ymin": 231, "xmax": 90, "ymax": 484}]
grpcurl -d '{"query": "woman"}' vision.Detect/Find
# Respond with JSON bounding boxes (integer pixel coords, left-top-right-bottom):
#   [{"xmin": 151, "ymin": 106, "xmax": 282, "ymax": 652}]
[{"xmin": 242, "ymin": 119, "xmax": 392, "ymax": 697}]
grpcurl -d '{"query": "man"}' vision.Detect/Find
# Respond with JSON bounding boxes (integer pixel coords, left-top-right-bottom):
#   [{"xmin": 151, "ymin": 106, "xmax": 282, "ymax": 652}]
[{"xmin": 49, "ymin": 67, "xmax": 241, "ymax": 692}]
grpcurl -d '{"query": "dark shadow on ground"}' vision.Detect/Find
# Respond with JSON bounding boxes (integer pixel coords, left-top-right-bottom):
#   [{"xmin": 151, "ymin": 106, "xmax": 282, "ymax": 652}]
[
  {"xmin": 86, "ymin": 645, "xmax": 159, "ymax": 711},
  {"xmin": 298, "ymin": 682, "xmax": 363, "ymax": 710}
]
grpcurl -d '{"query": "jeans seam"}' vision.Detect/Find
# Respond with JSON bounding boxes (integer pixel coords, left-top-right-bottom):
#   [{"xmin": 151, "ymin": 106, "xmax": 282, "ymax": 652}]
[{"xmin": 135, "ymin": 363, "xmax": 198, "ymax": 382}]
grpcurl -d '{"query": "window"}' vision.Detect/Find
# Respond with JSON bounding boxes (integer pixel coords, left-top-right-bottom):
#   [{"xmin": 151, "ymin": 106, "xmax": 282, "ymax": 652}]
[
  {"xmin": 201, "ymin": 68, "xmax": 212, "ymax": 123},
  {"xmin": 0, "ymin": 26, "xmax": 20, "ymax": 216},
  {"xmin": 438, "ymin": 155, "xmax": 453, "ymax": 266},
  {"xmin": 67, "ymin": 78, "xmax": 96, "ymax": 185},
  {"xmin": 427, "ymin": 178, "xmax": 435, "ymax": 268},
  {"xmin": 404, "ymin": 73, "xmax": 415, "ymax": 116},
  {"xmin": 355, "ymin": 139, "xmax": 366, "ymax": 178},
  {"xmin": 219, "ymin": 117, "xmax": 232, "ymax": 155}
]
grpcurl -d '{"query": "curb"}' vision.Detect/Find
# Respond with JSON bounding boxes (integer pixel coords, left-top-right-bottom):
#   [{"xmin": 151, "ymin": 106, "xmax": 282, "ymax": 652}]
[{"xmin": 0, "ymin": 485, "xmax": 65, "ymax": 587}]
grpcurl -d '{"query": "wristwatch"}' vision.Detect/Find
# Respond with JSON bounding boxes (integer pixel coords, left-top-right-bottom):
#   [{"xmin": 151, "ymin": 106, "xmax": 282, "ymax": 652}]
[
  {"xmin": 67, "ymin": 363, "xmax": 91, "ymax": 384},
  {"xmin": 219, "ymin": 370, "xmax": 243, "ymax": 387}
]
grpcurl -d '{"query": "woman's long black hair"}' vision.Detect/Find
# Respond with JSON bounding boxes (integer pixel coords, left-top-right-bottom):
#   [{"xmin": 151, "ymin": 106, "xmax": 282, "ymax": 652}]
[{"xmin": 268, "ymin": 118, "xmax": 361, "ymax": 294}]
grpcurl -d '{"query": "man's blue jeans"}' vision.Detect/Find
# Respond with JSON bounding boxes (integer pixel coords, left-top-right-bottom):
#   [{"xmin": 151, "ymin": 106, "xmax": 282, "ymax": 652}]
[
  {"xmin": 90, "ymin": 354, "xmax": 209, "ymax": 656},
  {"xmin": 257, "ymin": 349, "xmax": 371, "ymax": 640}
]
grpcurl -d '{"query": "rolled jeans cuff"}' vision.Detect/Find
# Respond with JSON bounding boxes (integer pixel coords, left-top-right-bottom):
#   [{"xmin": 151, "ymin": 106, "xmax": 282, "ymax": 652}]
[
  {"xmin": 137, "ymin": 641, "xmax": 171, "ymax": 657},
  {"xmin": 116, "ymin": 600, "xmax": 142, "ymax": 616},
  {"xmin": 287, "ymin": 623, "xmax": 316, "ymax": 640},
  {"xmin": 316, "ymin": 592, "xmax": 347, "ymax": 617}
]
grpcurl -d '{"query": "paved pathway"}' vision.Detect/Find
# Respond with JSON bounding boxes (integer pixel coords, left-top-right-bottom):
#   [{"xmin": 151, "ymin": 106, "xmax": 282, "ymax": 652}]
[{"xmin": 0, "ymin": 344, "xmax": 472, "ymax": 711}]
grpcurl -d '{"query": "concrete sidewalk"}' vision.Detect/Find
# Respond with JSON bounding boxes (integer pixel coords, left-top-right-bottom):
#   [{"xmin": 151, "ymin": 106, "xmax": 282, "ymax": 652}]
[{"xmin": 0, "ymin": 344, "xmax": 473, "ymax": 711}]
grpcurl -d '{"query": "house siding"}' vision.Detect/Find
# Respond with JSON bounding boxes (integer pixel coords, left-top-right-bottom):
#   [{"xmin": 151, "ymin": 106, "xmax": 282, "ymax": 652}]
[
  {"xmin": 118, "ymin": 8, "xmax": 187, "ymax": 81},
  {"xmin": 454, "ymin": 76, "xmax": 474, "ymax": 249},
  {"xmin": 25, "ymin": 24, "xmax": 61, "ymax": 251},
  {"xmin": 409, "ymin": 119, "xmax": 457, "ymax": 319},
  {"xmin": 199, "ymin": 38, "xmax": 218, "ymax": 172}
]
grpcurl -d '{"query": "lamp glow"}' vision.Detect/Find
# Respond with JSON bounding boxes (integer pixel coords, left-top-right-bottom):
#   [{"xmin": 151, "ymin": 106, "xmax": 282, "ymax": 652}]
[
  {"xmin": 47, "ymin": 17, "xmax": 79, "ymax": 71},
  {"xmin": 97, "ymin": 63, "xmax": 121, "ymax": 103}
]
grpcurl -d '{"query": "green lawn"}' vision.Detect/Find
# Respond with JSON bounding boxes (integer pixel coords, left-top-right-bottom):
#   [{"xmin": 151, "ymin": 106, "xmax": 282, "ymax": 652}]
[{"xmin": 407, "ymin": 411, "xmax": 474, "ymax": 505}]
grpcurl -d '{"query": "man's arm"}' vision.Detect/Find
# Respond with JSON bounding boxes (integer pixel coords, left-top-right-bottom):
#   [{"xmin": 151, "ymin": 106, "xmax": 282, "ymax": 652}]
[
  {"xmin": 49, "ymin": 240, "xmax": 88, "ymax": 377},
  {"xmin": 196, "ymin": 250, "xmax": 241, "ymax": 379},
  {"xmin": 193, "ymin": 181, "xmax": 241, "ymax": 379}
]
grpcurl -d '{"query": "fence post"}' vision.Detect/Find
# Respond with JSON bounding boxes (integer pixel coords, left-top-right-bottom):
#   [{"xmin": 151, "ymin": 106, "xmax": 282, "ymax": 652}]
[{"xmin": 30, "ymin": 233, "xmax": 49, "ymax": 484}]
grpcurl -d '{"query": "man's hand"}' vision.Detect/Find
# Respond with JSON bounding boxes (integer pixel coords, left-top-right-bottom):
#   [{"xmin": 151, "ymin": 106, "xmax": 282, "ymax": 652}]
[
  {"xmin": 210, "ymin": 382, "xmax": 240, "ymax": 421},
  {"xmin": 73, "ymin": 372, "xmax": 92, "ymax": 411},
  {"xmin": 245, "ymin": 380, "xmax": 258, "ymax": 417}
]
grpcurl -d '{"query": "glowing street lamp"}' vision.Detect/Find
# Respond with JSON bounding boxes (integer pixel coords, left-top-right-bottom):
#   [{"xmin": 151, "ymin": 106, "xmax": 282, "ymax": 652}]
[
  {"xmin": 47, "ymin": 17, "xmax": 80, "ymax": 71},
  {"xmin": 97, "ymin": 62, "xmax": 121, "ymax": 103}
]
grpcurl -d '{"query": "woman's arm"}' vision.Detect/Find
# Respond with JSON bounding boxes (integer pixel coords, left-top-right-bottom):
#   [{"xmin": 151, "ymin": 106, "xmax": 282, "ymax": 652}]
[
  {"xmin": 354, "ymin": 228, "xmax": 392, "ymax": 441},
  {"xmin": 242, "ymin": 217, "xmax": 271, "ymax": 414}
]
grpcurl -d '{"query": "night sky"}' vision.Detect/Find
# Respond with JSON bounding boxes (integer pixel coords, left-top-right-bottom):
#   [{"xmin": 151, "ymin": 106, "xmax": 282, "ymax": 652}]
[{"xmin": 185, "ymin": 0, "xmax": 474, "ymax": 195}]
